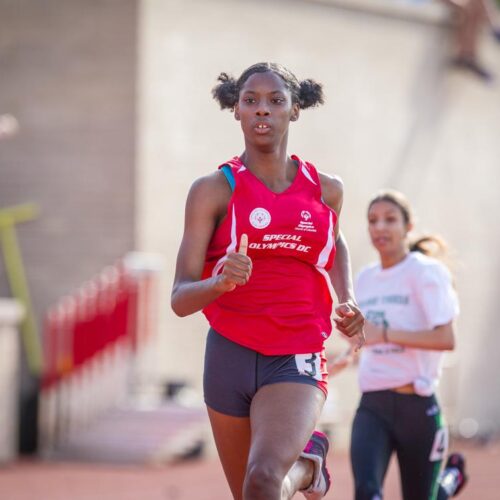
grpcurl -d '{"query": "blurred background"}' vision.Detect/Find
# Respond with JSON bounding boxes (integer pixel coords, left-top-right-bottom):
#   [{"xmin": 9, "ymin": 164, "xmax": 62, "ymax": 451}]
[{"xmin": 1, "ymin": 0, "xmax": 500, "ymax": 498}]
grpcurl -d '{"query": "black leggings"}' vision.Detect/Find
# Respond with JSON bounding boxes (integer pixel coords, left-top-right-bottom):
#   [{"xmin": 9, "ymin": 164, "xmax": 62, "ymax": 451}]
[{"xmin": 350, "ymin": 391, "xmax": 450, "ymax": 500}]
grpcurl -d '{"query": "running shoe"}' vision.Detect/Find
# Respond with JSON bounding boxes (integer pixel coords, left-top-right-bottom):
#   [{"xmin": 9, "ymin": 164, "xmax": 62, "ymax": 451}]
[
  {"xmin": 300, "ymin": 430, "xmax": 331, "ymax": 499},
  {"xmin": 441, "ymin": 452, "xmax": 468, "ymax": 496}
]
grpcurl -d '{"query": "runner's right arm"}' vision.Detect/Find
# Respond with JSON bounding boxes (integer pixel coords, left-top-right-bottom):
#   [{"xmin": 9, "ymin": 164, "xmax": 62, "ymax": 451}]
[{"xmin": 171, "ymin": 173, "xmax": 252, "ymax": 317}]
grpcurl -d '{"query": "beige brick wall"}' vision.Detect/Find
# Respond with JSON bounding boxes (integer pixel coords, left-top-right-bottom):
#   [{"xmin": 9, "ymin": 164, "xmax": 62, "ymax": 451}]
[{"xmin": 0, "ymin": 0, "xmax": 137, "ymax": 323}]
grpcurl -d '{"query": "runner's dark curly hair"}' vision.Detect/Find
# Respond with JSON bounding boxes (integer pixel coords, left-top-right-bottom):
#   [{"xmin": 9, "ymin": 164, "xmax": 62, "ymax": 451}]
[{"xmin": 212, "ymin": 62, "xmax": 325, "ymax": 110}]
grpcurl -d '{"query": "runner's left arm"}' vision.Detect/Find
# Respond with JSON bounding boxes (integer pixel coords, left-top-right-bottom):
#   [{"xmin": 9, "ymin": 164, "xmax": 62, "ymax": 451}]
[{"xmin": 319, "ymin": 173, "xmax": 365, "ymax": 349}]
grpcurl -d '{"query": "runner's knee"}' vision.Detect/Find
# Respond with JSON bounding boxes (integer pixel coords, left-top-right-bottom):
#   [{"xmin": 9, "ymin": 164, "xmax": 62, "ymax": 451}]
[{"xmin": 244, "ymin": 460, "xmax": 285, "ymax": 497}]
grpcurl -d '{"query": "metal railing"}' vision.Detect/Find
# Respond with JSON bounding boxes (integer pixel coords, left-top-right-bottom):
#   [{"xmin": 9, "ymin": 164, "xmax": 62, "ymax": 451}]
[{"xmin": 38, "ymin": 253, "xmax": 162, "ymax": 456}]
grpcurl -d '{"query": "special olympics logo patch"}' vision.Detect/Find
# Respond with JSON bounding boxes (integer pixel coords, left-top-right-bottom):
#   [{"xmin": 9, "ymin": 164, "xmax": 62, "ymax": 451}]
[
  {"xmin": 301, "ymin": 210, "xmax": 312, "ymax": 221},
  {"xmin": 249, "ymin": 208, "xmax": 271, "ymax": 229}
]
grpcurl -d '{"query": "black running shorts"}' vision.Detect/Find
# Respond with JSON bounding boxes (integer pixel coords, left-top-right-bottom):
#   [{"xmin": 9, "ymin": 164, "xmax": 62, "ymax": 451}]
[{"xmin": 203, "ymin": 328, "xmax": 328, "ymax": 417}]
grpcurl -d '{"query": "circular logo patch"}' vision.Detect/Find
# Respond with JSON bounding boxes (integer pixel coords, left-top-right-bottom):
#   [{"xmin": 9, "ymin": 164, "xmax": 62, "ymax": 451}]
[
  {"xmin": 301, "ymin": 210, "xmax": 312, "ymax": 221},
  {"xmin": 249, "ymin": 208, "xmax": 271, "ymax": 229}
]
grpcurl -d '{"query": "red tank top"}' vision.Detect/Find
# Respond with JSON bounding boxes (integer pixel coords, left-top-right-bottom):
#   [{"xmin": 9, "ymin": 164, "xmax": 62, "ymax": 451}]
[{"xmin": 202, "ymin": 155, "xmax": 338, "ymax": 355}]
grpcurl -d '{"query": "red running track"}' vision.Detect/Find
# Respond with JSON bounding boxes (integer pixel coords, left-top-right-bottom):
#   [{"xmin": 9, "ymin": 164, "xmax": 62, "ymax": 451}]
[{"xmin": 1, "ymin": 439, "xmax": 499, "ymax": 499}]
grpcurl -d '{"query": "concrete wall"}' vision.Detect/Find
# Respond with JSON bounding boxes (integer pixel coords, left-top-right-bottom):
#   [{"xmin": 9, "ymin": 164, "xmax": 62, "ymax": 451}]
[
  {"xmin": 138, "ymin": 0, "xmax": 500, "ymax": 439},
  {"xmin": 0, "ymin": 0, "xmax": 137, "ymax": 325}
]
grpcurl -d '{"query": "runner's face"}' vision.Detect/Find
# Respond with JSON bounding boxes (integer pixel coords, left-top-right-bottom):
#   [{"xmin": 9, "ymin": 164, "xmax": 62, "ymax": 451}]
[
  {"xmin": 234, "ymin": 71, "xmax": 299, "ymax": 149},
  {"xmin": 367, "ymin": 201, "xmax": 411, "ymax": 256}
]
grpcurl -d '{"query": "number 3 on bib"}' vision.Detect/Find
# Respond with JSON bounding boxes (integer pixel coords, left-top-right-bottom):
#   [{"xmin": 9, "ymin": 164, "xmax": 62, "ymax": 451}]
[{"xmin": 295, "ymin": 353, "xmax": 322, "ymax": 381}]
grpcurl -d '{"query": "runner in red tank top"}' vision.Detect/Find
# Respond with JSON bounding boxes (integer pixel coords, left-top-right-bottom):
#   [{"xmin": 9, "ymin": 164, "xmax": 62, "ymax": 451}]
[
  {"xmin": 202, "ymin": 154, "xmax": 338, "ymax": 355},
  {"xmin": 172, "ymin": 62, "xmax": 365, "ymax": 500}
]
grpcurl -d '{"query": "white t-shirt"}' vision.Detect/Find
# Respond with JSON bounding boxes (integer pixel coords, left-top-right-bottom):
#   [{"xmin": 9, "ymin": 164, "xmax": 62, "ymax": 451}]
[{"xmin": 355, "ymin": 251, "xmax": 459, "ymax": 396}]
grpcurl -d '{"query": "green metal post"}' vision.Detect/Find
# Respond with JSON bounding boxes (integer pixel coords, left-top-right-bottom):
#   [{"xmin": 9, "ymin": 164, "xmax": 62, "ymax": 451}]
[{"xmin": 0, "ymin": 204, "xmax": 43, "ymax": 374}]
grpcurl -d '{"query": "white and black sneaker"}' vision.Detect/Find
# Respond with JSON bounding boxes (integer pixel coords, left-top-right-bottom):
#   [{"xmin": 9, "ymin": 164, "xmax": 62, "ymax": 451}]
[{"xmin": 440, "ymin": 453, "xmax": 468, "ymax": 497}]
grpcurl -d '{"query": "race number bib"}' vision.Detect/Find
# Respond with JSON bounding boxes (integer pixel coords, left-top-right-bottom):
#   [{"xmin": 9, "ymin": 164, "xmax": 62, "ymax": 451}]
[
  {"xmin": 429, "ymin": 427, "xmax": 449, "ymax": 461},
  {"xmin": 295, "ymin": 353, "xmax": 322, "ymax": 381}
]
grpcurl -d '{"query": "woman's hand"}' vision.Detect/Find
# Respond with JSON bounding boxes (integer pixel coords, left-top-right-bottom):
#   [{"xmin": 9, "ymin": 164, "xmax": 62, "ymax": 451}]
[
  {"xmin": 214, "ymin": 234, "xmax": 253, "ymax": 293},
  {"xmin": 363, "ymin": 321, "xmax": 386, "ymax": 345},
  {"xmin": 334, "ymin": 302, "xmax": 365, "ymax": 351}
]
